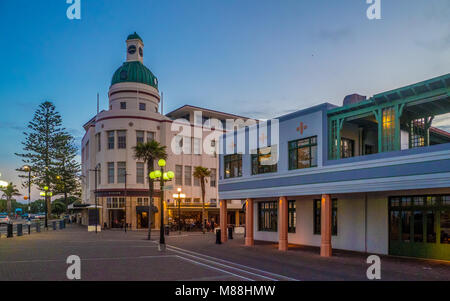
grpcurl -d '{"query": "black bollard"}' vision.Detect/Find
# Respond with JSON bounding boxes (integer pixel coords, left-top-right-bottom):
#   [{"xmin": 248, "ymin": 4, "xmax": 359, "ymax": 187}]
[
  {"xmin": 228, "ymin": 227, "xmax": 233, "ymax": 240},
  {"xmin": 216, "ymin": 229, "xmax": 221, "ymax": 244},
  {"xmin": 7, "ymin": 224, "xmax": 13, "ymax": 238},
  {"xmin": 17, "ymin": 224, "xmax": 23, "ymax": 236},
  {"xmin": 28, "ymin": 224, "xmax": 31, "ymax": 235}
]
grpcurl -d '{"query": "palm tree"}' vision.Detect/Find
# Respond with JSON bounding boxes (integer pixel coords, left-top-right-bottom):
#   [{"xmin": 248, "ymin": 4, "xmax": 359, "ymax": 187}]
[
  {"xmin": 193, "ymin": 166, "xmax": 211, "ymax": 234},
  {"xmin": 0, "ymin": 183, "xmax": 21, "ymax": 217},
  {"xmin": 133, "ymin": 140, "xmax": 167, "ymax": 240}
]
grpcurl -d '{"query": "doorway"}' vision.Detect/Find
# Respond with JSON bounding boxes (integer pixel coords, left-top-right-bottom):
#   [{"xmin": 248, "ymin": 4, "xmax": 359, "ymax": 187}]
[
  {"xmin": 136, "ymin": 206, "xmax": 155, "ymax": 229},
  {"xmin": 109, "ymin": 210, "xmax": 125, "ymax": 228}
]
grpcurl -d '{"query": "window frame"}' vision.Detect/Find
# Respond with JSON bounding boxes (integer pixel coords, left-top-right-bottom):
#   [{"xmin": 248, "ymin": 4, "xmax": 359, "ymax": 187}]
[
  {"xmin": 117, "ymin": 130, "xmax": 127, "ymax": 149},
  {"xmin": 107, "ymin": 131, "xmax": 115, "ymax": 149},
  {"xmin": 251, "ymin": 146, "xmax": 278, "ymax": 175},
  {"xmin": 258, "ymin": 201, "xmax": 278, "ymax": 232},
  {"xmin": 288, "ymin": 200, "xmax": 296, "ymax": 233},
  {"xmin": 313, "ymin": 199, "xmax": 338, "ymax": 236},
  {"xmin": 107, "ymin": 162, "xmax": 115, "ymax": 184},
  {"xmin": 288, "ymin": 136, "xmax": 318, "ymax": 170},
  {"xmin": 224, "ymin": 154, "xmax": 243, "ymax": 179}
]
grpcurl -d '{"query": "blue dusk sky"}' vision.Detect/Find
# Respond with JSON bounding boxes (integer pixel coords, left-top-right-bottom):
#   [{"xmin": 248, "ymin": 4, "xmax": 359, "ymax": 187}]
[{"xmin": 0, "ymin": 0, "xmax": 449, "ymax": 199}]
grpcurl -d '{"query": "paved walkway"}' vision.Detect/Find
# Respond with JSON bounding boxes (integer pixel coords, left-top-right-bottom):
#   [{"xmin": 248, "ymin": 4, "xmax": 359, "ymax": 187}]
[{"xmin": 0, "ymin": 225, "xmax": 448, "ymax": 281}]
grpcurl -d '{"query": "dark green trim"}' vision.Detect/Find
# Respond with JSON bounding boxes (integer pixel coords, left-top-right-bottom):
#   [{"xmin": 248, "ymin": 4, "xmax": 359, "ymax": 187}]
[{"xmin": 389, "ymin": 194, "xmax": 450, "ymax": 261}]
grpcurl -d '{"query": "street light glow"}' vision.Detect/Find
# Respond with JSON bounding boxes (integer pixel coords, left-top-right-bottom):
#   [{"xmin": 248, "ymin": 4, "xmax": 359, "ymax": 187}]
[{"xmin": 158, "ymin": 159, "xmax": 166, "ymax": 167}]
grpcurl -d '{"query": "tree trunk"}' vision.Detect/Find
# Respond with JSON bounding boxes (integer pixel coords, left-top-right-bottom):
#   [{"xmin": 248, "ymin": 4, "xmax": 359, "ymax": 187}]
[
  {"xmin": 6, "ymin": 197, "xmax": 12, "ymax": 217},
  {"xmin": 201, "ymin": 178, "xmax": 206, "ymax": 234}
]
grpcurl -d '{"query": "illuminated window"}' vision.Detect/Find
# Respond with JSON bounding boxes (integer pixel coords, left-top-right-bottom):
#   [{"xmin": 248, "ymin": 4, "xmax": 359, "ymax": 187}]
[
  {"xmin": 251, "ymin": 146, "xmax": 278, "ymax": 175},
  {"xmin": 224, "ymin": 154, "xmax": 242, "ymax": 179},
  {"xmin": 382, "ymin": 107, "xmax": 396, "ymax": 152}
]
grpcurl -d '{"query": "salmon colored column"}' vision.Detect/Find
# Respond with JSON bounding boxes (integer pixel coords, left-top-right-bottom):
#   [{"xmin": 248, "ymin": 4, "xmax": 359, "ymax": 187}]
[
  {"xmin": 279, "ymin": 197, "xmax": 288, "ymax": 251},
  {"xmin": 245, "ymin": 199, "xmax": 254, "ymax": 246},
  {"xmin": 220, "ymin": 200, "xmax": 228, "ymax": 243},
  {"xmin": 320, "ymin": 194, "xmax": 332, "ymax": 257}
]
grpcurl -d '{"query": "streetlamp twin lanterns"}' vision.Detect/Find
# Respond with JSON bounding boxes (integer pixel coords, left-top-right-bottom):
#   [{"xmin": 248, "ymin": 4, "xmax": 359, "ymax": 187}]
[{"xmin": 149, "ymin": 159, "xmax": 174, "ymax": 252}]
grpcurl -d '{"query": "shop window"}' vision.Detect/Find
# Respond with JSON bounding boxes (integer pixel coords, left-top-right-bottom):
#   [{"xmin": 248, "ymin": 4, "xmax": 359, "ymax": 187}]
[
  {"xmin": 258, "ymin": 201, "xmax": 278, "ymax": 232},
  {"xmin": 413, "ymin": 211, "xmax": 423, "ymax": 242},
  {"xmin": 401, "ymin": 211, "xmax": 411, "ymax": 242},
  {"xmin": 390, "ymin": 210, "xmax": 400, "ymax": 241},
  {"xmin": 427, "ymin": 211, "xmax": 436, "ymax": 243},
  {"xmin": 313, "ymin": 199, "xmax": 337, "ymax": 236},
  {"xmin": 441, "ymin": 209, "xmax": 450, "ymax": 244}
]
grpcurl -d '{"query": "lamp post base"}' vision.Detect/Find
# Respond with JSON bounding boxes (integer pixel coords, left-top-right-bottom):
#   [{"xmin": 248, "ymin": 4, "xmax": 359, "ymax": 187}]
[{"xmin": 158, "ymin": 243, "xmax": 166, "ymax": 252}]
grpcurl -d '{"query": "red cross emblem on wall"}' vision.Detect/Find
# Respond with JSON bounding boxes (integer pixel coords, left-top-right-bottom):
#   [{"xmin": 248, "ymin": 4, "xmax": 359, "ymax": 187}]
[{"xmin": 297, "ymin": 122, "xmax": 308, "ymax": 135}]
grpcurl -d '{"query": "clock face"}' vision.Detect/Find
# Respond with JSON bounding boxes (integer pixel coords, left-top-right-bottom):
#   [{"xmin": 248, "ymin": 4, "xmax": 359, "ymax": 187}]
[
  {"xmin": 128, "ymin": 45, "xmax": 136, "ymax": 55},
  {"xmin": 139, "ymin": 47, "xmax": 143, "ymax": 57}
]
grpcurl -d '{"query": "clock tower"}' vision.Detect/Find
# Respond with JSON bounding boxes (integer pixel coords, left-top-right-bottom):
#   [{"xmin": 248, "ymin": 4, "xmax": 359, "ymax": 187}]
[{"xmin": 126, "ymin": 32, "xmax": 144, "ymax": 63}]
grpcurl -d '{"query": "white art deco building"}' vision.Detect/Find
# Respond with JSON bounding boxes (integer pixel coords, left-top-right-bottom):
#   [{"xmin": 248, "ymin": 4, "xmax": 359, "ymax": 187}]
[{"xmin": 80, "ymin": 33, "xmax": 247, "ymax": 230}]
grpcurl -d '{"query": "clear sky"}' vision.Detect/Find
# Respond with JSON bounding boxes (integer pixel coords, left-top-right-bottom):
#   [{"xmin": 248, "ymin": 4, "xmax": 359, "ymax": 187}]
[{"xmin": 0, "ymin": 0, "xmax": 449, "ymax": 200}]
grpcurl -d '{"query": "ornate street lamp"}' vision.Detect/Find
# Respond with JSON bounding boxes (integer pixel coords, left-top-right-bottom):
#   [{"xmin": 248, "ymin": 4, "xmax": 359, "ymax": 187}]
[
  {"xmin": 41, "ymin": 186, "xmax": 52, "ymax": 229},
  {"xmin": 149, "ymin": 159, "xmax": 174, "ymax": 251},
  {"xmin": 173, "ymin": 188, "xmax": 186, "ymax": 235}
]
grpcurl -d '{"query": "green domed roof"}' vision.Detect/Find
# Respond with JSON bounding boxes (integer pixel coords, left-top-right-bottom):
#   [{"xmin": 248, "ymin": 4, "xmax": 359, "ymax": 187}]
[
  {"xmin": 111, "ymin": 61, "xmax": 158, "ymax": 89},
  {"xmin": 127, "ymin": 32, "xmax": 143, "ymax": 42}
]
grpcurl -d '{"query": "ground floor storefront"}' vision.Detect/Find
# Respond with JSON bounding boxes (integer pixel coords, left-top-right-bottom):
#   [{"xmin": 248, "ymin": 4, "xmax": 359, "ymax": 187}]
[
  {"xmin": 219, "ymin": 188, "xmax": 450, "ymax": 261},
  {"xmin": 96, "ymin": 196, "xmax": 243, "ymax": 231},
  {"xmin": 166, "ymin": 206, "xmax": 244, "ymax": 232}
]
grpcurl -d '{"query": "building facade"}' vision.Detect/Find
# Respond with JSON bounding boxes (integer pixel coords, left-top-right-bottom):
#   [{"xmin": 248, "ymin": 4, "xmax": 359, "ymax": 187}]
[
  {"xmin": 81, "ymin": 33, "xmax": 247, "ymax": 230},
  {"xmin": 218, "ymin": 74, "xmax": 450, "ymax": 261}
]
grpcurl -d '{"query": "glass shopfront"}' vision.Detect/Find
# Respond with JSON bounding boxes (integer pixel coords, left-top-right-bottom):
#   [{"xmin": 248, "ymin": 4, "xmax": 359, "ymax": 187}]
[{"xmin": 389, "ymin": 195, "xmax": 450, "ymax": 260}]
